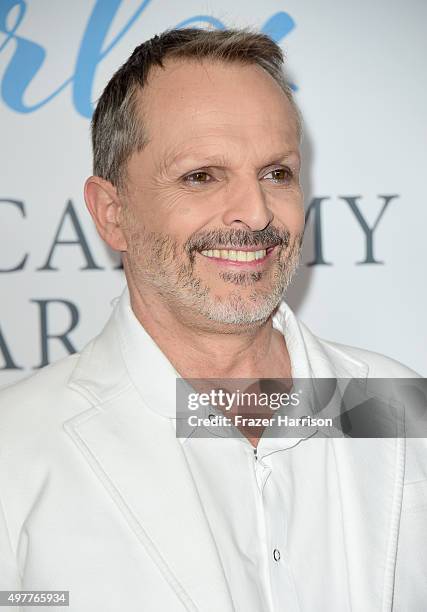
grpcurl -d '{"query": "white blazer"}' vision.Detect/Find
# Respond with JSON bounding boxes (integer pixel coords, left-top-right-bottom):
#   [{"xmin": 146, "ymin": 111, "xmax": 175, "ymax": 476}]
[{"xmin": 0, "ymin": 291, "xmax": 426, "ymax": 612}]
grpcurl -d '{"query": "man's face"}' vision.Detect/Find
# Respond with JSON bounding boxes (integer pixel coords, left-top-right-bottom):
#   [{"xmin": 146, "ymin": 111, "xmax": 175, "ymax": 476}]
[{"xmin": 121, "ymin": 59, "xmax": 304, "ymax": 327}]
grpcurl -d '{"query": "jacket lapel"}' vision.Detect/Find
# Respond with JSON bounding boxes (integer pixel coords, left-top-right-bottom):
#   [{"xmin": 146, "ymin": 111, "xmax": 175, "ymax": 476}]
[
  {"xmin": 64, "ymin": 307, "xmax": 234, "ymax": 612},
  {"xmin": 295, "ymin": 316, "xmax": 405, "ymax": 611}
]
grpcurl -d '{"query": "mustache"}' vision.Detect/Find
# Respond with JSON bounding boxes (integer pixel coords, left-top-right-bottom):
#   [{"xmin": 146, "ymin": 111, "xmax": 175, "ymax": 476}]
[{"xmin": 184, "ymin": 227, "xmax": 290, "ymax": 256}]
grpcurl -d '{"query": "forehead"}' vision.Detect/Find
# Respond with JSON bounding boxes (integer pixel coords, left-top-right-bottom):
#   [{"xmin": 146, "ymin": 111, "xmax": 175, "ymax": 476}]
[{"xmin": 137, "ymin": 58, "xmax": 300, "ymax": 167}]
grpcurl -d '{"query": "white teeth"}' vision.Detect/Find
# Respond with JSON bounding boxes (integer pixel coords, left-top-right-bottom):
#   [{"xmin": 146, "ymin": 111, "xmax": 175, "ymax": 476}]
[{"xmin": 200, "ymin": 248, "xmax": 268, "ymax": 261}]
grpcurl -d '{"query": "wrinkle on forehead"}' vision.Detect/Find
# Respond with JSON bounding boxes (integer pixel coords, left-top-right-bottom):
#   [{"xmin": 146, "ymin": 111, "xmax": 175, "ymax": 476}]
[{"xmin": 134, "ymin": 58, "xmax": 300, "ymax": 175}]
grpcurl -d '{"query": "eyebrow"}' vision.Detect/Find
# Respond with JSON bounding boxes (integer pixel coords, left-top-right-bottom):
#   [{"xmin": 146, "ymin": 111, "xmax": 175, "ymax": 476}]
[{"xmin": 168, "ymin": 150, "xmax": 300, "ymax": 171}]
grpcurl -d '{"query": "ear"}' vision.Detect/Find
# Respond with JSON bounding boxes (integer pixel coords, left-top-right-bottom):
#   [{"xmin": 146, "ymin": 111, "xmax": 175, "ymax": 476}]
[{"xmin": 84, "ymin": 176, "xmax": 128, "ymax": 252}]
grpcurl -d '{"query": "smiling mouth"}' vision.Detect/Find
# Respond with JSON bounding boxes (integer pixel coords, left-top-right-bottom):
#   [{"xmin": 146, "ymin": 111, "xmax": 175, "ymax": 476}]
[{"xmin": 199, "ymin": 246, "xmax": 277, "ymax": 263}]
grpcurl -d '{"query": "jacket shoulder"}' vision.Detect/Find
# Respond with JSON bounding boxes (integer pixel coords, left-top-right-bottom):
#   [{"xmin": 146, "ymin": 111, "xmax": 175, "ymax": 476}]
[
  {"xmin": 319, "ymin": 339, "xmax": 427, "ymax": 485},
  {"xmin": 0, "ymin": 352, "xmax": 80, "ymax": 401},
  {"xmin": 0, "ymin": 353, "xmax": 88, "ymax": 442},
  {"xmin": 318, "ymin": 338, "xmax": 422, "ymax": 378}
]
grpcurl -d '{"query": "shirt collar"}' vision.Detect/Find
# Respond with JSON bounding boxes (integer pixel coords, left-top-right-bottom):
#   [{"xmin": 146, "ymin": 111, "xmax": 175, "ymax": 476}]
[{"xmin": 114, "ymin": 286, "xmax": 317, "ymax": 446}]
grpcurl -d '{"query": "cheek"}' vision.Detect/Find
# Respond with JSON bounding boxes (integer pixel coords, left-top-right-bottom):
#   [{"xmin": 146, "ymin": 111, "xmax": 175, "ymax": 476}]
[
  {"xmin": 139, "ymin": 188, "xmax": 213, "ymax": 237},
  {"xmin": 294, "ymin": 205, "xmax": 306, "ymax": 232},
  {"xmin": 273, "ymin": 198, "xmax": 305, "ymax": 234},
  {"xmin": 157, "ymin": 205, "xmax": 217, "ymax": 251}
]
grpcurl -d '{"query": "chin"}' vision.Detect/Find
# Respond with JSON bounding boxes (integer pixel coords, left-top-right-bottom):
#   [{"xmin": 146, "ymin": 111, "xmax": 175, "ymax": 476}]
[{"xmin": 199, "ymin": 293, "xmax": 282, "ymax": 326}]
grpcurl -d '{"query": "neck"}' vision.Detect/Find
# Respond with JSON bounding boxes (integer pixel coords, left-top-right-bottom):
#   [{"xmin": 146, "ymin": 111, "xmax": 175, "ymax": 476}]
[{"xmin": 126, "ymin": 279, "xmax": 292, "ymax": 381}]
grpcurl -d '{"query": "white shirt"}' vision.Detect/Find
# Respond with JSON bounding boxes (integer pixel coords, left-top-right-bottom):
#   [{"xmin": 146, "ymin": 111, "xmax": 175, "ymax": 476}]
[
  {"xmin": 180, "ymin": 434, "xmax": 351, "ymax": 612},
  {"xmin": 117, "ymin": 290, "xmax": 352, "ymax": 612}
]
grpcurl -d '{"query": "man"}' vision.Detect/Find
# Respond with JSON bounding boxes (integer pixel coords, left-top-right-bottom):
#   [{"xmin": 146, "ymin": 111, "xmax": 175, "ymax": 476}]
[{"xmin": 0, "ymin": 28, "xmax": 426, "ymax": 612}]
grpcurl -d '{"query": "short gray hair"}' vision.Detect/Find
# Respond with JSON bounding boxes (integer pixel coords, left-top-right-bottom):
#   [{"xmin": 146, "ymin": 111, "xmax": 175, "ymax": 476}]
[{"xmin": 91, "ymin": 28, "xmax": 301, "ymax": 190}]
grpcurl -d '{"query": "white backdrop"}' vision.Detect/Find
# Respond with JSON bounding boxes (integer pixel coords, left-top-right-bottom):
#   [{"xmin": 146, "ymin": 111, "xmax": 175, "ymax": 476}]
[{"xmin": 1, "ymin": 0, "xmax": 426, "ymax": 387}]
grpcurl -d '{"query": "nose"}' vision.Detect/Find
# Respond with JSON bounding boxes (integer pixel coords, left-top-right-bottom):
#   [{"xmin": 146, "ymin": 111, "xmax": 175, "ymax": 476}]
[{"xmin": 221, "ymin": 179, "xmax": 273, "ymax": 232}]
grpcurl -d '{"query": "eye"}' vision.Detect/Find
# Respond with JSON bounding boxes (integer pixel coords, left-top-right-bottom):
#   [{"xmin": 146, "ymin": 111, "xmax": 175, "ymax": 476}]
[
  {"xmin": 183, "ymin": 171, "xmax": 213, "ymax": 185},
  {"xmin": 263, "ymin": 167, "xmax": 293, "ymax": 184}
]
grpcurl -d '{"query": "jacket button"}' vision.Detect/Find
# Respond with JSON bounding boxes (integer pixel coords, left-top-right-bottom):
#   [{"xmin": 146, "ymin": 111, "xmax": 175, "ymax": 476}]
[{"xmin": 273, "ymin": 548, "xmax": 281, "ymax": 562}]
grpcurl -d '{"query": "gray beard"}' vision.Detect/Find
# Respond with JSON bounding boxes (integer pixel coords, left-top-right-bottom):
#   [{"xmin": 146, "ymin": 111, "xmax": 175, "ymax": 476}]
[{"xmin": 124, "ymin": 220, "xmax": 302, "ymax": 326}]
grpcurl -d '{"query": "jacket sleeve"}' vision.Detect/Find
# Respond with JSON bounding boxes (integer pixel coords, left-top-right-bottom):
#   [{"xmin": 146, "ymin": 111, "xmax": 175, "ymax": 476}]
[
  {"xmin": 393, "ymin": 436, "xmax": 427, "ymax": 610},
  {"xmin": 0, "ymin": 489, "xmax": 21, "ymax": 608}
]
